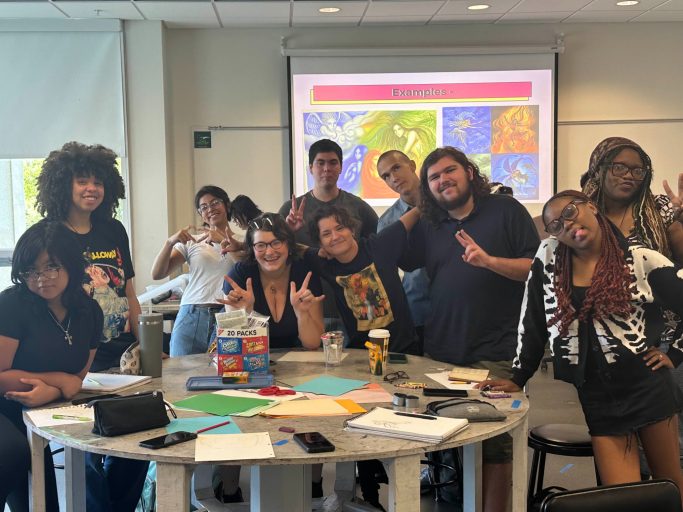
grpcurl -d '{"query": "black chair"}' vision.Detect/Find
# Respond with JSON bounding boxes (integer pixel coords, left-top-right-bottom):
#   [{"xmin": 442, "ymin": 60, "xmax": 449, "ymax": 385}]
[
  {"xmin": 528, "ymin": 423, "xmax": 600, "ymax": 504},
  {"xmin": 540, "ymin": 478, "xmax": 682, "ymax": 512}
]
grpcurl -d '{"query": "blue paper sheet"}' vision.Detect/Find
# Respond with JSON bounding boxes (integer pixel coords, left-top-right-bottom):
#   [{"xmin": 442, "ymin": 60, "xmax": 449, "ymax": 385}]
[
  {"xmin": 292, "ymin": 375, "xmax": 368, "ymax": 396},
  {"xmin": 167, "ymin": 416, "xmax": 242, "ymax": 435}
]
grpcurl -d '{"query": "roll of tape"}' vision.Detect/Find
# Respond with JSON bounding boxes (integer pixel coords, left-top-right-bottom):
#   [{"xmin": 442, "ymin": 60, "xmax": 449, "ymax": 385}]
[
  {"xmin": 392, "ymin": 392, "xmax": 407, "ymax": 407},
  {"xmin": 404, "ymin": 395, "xmax": 420, "ymax": 410}
]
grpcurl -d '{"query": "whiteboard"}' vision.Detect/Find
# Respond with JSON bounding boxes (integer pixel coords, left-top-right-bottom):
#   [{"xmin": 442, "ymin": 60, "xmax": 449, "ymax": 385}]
[{"xmin": 192, "ymin": 128, "xmax": 291, "ymax": 216}]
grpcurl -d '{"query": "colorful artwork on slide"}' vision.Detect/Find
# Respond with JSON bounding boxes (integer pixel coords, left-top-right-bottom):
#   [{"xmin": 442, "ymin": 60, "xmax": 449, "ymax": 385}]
[{"xmin": 302, "ymin": 110, "xmax": 436, "ymax": 197}]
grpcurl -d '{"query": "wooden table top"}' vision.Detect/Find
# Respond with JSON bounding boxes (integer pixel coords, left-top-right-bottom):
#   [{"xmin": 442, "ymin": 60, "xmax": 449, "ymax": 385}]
[{"xmin": 24, "ymin": 350, "xmax": 528, "ymax": 466}]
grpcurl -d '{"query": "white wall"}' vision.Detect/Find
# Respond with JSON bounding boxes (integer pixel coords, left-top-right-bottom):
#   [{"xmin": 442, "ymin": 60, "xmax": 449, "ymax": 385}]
[{"xmin": 129, "ymin": 21, "xmax": 683, "ymax": 289}]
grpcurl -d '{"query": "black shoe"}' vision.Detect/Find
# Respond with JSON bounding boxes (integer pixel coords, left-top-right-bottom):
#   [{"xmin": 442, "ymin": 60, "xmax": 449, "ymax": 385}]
[
  {"xmin": 312, "ymin": 478, "xmax": 323, "ymax": 498},
  {"xmin": 214, "ymin": 482, "xmax": 244, "ymax": 504}
]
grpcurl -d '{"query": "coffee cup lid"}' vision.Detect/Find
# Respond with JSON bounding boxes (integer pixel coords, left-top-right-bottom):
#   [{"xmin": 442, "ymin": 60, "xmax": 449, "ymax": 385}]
[{"xmin": 368, "ymin": 329, "xmax": 390, "ymax": 338}]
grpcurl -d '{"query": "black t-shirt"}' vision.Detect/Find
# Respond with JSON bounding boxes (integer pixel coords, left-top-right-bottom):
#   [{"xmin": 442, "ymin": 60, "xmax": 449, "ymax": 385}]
[
  {"xmin": 406, "ymin": 194, "xmax": 540, "ymax": 364},
  {"xmin": 0, "ymin": 286, "xmax": 102, "ymax": 374},
  {"xmin": 223, "ymin": 259, "xmax": 323, "ymax": 349},
  {"xmin": 303, "ymin": 221, "xmax": 418, "ymax": 354},
  {"xmin": 67, "ymin": 219, "xmax": 135, "ymax": 342}
]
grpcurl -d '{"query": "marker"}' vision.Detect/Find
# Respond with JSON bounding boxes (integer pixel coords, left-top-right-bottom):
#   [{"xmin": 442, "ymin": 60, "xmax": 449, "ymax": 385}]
[
  {"xmin": 394, "ymin": 412, "xmax": 437, "ymax": 420},
  {"xmin": 53, "ymin": 414, "xmax": 91, "ymax": 421},
  {"xmin": 84, "ymin": 376, "xmax": 102, "ymax": 386},
  {"xmin": 196, "ymin": 420, "xmax": 231, "ymax": 433}
]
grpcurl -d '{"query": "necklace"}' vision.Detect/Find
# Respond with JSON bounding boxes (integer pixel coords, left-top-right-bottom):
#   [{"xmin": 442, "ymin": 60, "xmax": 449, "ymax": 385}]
[
  {"xmin": 48, "ymin": 310, "xmax": 73, "ymax": 345},
  {"xmin": 66, "ymin": 219, "xmax": 92, "ymax": 235}
]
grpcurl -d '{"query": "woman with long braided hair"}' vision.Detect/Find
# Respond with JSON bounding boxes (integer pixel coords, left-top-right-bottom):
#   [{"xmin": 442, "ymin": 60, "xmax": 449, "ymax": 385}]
[{"xmin": 479, "ymin": 190, "xmax": 683, "ymax": 498}]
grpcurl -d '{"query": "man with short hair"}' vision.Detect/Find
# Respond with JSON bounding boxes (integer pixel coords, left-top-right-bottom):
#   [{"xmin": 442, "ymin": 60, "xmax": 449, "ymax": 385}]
[
  {"xmin": 376, "ymin": 150, "xmax": 430, "ymax": 355},
  {"xmin": 405, "ymin": 146, "xmax": 540, "ymax": 512},
  {"xmin": 279, "ymin": 139, "xmax": 378, "ymax": 246}
]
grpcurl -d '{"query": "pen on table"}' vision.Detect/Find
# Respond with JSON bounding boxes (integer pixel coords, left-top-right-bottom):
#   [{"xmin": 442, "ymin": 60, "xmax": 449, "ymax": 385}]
[
  {"xmin": 196, "ymin": 420, "xmax": 231, "ymax": 433},
  {"xmin": 52, "ymin": 414, "xmax": 91, "ymax": 421},
  {"xmin": 84, "ymin": 376, "xmax": 102, "ymax": 386},
  {"xmin": 394, "ymin": 412, "xmax": 437, "ymax": 420}
]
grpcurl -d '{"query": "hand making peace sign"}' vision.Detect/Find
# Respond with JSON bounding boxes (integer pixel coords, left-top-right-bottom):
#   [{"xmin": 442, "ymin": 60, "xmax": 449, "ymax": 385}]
[
  {"xmin": 290, "ymin": 271, "xmax": 324, "ymax": 316},
  {"xmin": 285, "ymin": 194, "xmax": 306, "ymax": 232},
  {"xmin": 663, "ymin": 173, "xmax": 683, "ymax": 219},
  {"xmin": 455, "ymin": 229, "xmax": 492, "ymax": 269},
  {"xmin": 219, "ymin": 276, "xmax": 255, "ymax": 312}
]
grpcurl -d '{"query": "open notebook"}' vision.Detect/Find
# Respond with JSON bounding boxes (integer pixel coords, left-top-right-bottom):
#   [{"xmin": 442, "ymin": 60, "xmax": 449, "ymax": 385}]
[
  {"xmin": 345, "ymin": 407, "xmax": 468, "ymax": 443},
  {"xmin": 82, "ymin": 373, "xmax": 152, "ymax": 393}
]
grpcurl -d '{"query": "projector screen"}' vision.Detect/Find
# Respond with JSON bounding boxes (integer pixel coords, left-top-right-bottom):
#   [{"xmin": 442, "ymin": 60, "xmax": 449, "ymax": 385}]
[{"xmin": 289, "ymin": 54, "xmax": 556, "ymax": 210}]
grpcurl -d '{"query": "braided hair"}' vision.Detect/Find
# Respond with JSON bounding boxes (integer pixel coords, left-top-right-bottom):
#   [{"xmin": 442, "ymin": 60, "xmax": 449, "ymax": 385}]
[
  {"xmin": 544, "ymin": 190, "xmax": 633, "ymax": 336},
  {"xmin": 580, "ymin": 137, "xmax": 670, "ymax": 258}
]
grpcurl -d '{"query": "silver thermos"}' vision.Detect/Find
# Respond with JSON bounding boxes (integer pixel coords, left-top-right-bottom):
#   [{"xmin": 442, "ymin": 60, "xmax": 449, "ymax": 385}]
[{"xmin": 138, "ymin": 313, "xmax": 163, "ymax": 377}]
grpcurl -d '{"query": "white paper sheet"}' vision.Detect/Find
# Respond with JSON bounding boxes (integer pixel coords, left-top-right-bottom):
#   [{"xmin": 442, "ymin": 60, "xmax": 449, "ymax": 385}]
[
  {"xmin": 195, "ymin": 432, "xmax": 275, "ymax": 461},
  {"xmin": 26, "ymin": 405, "xmax": 95, "ymax": 427},
  {"xmin": 425, "ymin": 372, "xmax": 478, "ymax": 390}
]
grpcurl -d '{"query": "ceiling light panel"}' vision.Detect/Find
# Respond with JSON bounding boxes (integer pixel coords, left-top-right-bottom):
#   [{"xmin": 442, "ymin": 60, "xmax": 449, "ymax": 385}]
[
  {"xmin": 512, "ymin": 0, "xmax": 592, "ymax": 12},
  {"xmin": 440, "ymin": 0, "xmax": 518, "ymax": 15},
  {"xmin": 365, "ymin": 1, "xmax": 444, "ymax": 16},
  {"xmin": 292, "ymin": 1, "xmax": 365, "ymax": 16},
  {"xmin": 582, "ymin": 0, "xmax": 661, "ymax": 9}
]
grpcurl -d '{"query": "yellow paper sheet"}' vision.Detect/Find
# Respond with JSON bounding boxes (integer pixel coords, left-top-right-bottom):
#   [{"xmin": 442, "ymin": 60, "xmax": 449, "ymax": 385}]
[
  {"xmin": 262, "ymin": 398, "xmax": 349, "ymax": 417},
  {"xmin": 195, "ymin": 432, "xmax": 274, "ymax": 462},
  {"xmin": 335, "ymin": 399, "xmax": 366, "ymax": 414}
]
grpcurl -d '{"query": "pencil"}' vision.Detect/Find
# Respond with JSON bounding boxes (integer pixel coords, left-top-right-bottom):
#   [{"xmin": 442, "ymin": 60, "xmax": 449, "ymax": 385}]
[{"xmin": 196, "ymin": 420, "xmax": 231, "ymax": 433}]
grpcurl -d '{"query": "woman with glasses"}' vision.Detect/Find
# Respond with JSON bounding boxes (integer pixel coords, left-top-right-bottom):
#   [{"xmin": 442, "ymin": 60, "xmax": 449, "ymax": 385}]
[
  {"xmin": 35, "ymin": 141, "xmax": 149, "ymax": 512},
  {"xmin": 479, "ymin": 190, "xmax": 683, "ymax": 499},
  {"xmin": 221, "ymin": 213, "xmax": 324, "ymax": 349},
  {"xmin": 152, "ymin": 185, "xmax": 236, "ymax": 356},
  {"xmin": 580, "ymin": 136, "xmax": 683, "ymax": 263},
  {"xmin": 0, "ymin": 222, "xmax": 102, "ymax": 511}
]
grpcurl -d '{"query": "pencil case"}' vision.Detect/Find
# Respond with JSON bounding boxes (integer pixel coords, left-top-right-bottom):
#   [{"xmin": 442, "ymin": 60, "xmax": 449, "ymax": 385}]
[{"xmin": 90, "ymin": 391, "xmax": 171, "ymax": 437}]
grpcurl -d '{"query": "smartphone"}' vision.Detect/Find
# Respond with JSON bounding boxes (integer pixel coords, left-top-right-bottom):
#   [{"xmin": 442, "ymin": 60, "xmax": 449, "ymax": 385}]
[
  {"xmin": 139, "ymin": 431, "xmax": 197, "ymax": 450},
  {"xmin": 423, "ymin": 388, "xmax": 469, "ymax": 398},
  {"xmin": 292, "ymin": 432, "xmax": 335, "ymax": 453},
  {"xmin": 388, "ymin": 352, "xmax": 408, "ymax": 364}
]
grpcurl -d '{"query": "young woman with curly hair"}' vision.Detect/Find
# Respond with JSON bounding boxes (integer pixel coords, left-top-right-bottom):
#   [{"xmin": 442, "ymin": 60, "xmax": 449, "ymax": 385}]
[
  {"xmin": 480, "ymin": 190, "xmax": 683, "ymax": 502},
  {"xmin": 35, "ymin": 141, "xmax": 148, "ymax": 512}
]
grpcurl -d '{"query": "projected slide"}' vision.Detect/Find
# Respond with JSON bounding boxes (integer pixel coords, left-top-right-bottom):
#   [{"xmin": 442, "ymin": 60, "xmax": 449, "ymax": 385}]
[{"xmin": 291, "ymin": 70, "xmax": 553, "ymax": 206}]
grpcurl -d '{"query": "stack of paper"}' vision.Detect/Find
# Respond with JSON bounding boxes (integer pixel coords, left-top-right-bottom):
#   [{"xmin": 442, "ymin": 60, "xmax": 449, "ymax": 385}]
[
  {"xmin": 345, "ymin": 407, "xmax": 468, "ymax": 443},
  {"xmin": 262, "ymin": 398, "xmax": 365, "ymax": 417},
  {"xmin": 26, "ymin": 405, "xmax": 94, "ymax": 427},
  {"xmin": 292, "ymin": 375, "xmax": 368, "ymax": 396},
  {"xmin": 82, "ymin": 373, "xmax": 152, "ymax": 393},
  {"xmin": 303, "ymin": 383, "xmax": 393, "ymax": 404},
  {"xmin": 448, "ymin": 367, "xmax": 489, "ymax": 383},
  {"xmin": 173, "ymin": 394, "xmax": 274, "ymax": 416}
]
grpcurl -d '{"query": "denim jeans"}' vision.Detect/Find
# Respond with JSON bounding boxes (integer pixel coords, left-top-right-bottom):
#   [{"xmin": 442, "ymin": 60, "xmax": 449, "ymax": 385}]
[
  {"xmin": 85, "ymin": 454, "xmax": 150, "ymax": 512},
  {"xmin": 170, "ymin": 304, "xmax": 219, "ymax": 356}
]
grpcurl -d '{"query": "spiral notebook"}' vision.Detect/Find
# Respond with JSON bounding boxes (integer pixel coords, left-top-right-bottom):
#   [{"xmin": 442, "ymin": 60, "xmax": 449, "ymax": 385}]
[
  {"xmin": 345, "ymin": 407, "xmax": 468, "ymax": 443},
  {"xmin": 82, "ymin": 373, "xmax": 152, "ymax": 393}
]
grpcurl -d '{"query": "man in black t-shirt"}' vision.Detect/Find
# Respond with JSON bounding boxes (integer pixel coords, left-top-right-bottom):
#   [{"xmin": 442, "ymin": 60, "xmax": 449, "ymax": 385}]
[{"xmin": 405, "ymin": 146, "xmax": 540, "ymax": 512}]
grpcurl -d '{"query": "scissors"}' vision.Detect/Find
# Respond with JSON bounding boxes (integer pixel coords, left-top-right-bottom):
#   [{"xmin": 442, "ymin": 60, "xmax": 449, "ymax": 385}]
[{"xmin": 257, "ymin": 386, "xmax": 296, "ymax": 396}]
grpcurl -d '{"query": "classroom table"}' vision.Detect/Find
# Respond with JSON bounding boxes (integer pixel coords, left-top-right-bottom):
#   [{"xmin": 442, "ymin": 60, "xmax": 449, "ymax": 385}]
[{"xmin": 25, "ymin": 351, "xmax": 529, "ymax": 512}]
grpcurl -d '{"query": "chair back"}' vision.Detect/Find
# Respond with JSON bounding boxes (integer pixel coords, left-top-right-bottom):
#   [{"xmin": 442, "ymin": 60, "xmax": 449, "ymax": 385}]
[{"xmin": 541, "ymin": 479, "xmax": 681, "ymax": 512}]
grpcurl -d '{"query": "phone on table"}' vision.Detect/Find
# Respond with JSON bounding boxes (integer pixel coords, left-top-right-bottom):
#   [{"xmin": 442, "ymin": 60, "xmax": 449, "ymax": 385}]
[
  {"xmin": 388, "ymin": 352, "xmax": 408, "ymax": 364},
  {"xmin": 293, "ymin": 432, "xmax": 335, "ymax": 453},
  {"xmin": 139, "ymin": 431, "xmax": 198, "ymax": 449}
]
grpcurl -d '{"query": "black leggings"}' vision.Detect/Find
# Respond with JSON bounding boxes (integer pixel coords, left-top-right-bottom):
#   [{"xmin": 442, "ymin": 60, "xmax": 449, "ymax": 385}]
[{"xmin": 0, "ymin": 400, "xmax": 59, "ymax": 512}]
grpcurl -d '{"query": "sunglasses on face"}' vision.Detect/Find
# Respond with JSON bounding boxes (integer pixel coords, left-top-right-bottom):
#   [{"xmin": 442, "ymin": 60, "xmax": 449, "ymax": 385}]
[{"xmin": 544, "ymin": 200, "xmax": 587, "ymax": 236}]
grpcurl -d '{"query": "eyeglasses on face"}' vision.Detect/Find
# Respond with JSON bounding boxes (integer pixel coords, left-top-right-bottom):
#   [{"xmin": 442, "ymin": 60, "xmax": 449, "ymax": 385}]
[
  {"xmin": 384, "ymin": 371, "xmax": 409, "ymax": 383},
  {"xmin": 605, "ymin": 162, "xmax": 649, "ymax": 181},
  {"xmin": 20, "ymin": 265, "xmax": 63, "ymax": 282},
  {"xmin": 544, "ymin": 199, "xmax": 587, "ymax": 236},
  {"xmin": 197, "ymin": 199, "xmax": 223, "ymax": 214},
  {"xmin": 252, "ymin": 239, "xmax": 284, "ymax": 253}
]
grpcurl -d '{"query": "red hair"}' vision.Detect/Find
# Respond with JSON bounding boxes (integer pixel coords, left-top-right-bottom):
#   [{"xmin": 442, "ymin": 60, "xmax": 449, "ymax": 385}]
[{"xmin": 545, "ymin": 191, "xmax": 633, "ymax": 336}]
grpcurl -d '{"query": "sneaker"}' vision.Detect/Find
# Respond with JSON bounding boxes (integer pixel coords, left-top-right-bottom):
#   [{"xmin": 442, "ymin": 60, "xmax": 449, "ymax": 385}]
[
  {"xmin": 312, "ymin": 478, "xmax": 324, "ymax": 498},
  {"xmin": 214, "ymin": 482, "xmax": 244, "ymax": 504}
]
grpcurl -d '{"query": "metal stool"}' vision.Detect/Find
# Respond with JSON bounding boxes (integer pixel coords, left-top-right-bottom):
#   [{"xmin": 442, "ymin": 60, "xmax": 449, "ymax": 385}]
[{"xmin": 528, "ymin": 423, "xmax": 601, "ymax": 504}]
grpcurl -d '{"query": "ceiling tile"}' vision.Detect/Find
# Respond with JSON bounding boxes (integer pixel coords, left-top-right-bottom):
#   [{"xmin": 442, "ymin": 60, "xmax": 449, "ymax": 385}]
[
  {"xmin": 163, "ymin": 18, "xmax": 221, "ymax": 27},
  {"xmin": 440, "ymin": 0, "xmax": 518, "ymax": 15},
  {"xmin": 220, "ymin": 16, "xmax": 289, "ymax": 25},
  {"xmin": 292, "ymin": 15, "xmax": 360, "ymax": 26},
  {"xmin": 563, "ymin": 9, "xmax": 644, "ymax": 21},
  {"xmin": 360, "ymin": 14, "xmax": 430, "ymax": 24},
  {"xmin": 54, "ymin": 1, "xmax": 143, "ymax": 19},
  {"xmin": 0, "ymin": 2, "xmax": 66, "ymax": 18},
  {"xmin": 214, "ymin": 1, "xmax": 289, "ymax": 18},
  {"xmin": 631, "ymin": 9, "xmax": 683, "ymax": 19},
  {"xmin": 513, "ymin": 0, "xmax": 592, "ymax": 12},
  {"xmin": 135, "ymin": 1, "xmax": 217, "ymax": 22},
  {"xmin": 292, "ymin": 1, "xmax": 366, "ymax": 17},
  {"xmin": 581, "ymin": 0, "xmax": 667, "ymax": 10},
  {"xmin": 431, "ymin": 13, "xmax": 501, "ymax": 23},
  {"xmin": 655, "ymin": 0, "xmax": 683, "ymax": 10},
  {"xmin": 499, "ymin": 11, "xmax": 573, "ymax": 22},
  {"xmin": 365, "ymin": 1, "xmax": 444, "ymax": 17}
]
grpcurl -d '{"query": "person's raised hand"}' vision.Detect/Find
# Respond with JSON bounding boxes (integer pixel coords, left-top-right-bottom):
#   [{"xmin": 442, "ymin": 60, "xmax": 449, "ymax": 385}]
[
  {"xmin": 168, "ymin": 225, "xmax": 195, "ymax": 246},
  {"xmin": 663, "ymin": 173, "xmax": 683, "ymax": 216},
  {"xmin": 285, "ymin": 194, "xmax": 306, "ymax": 232},
  {"xmin": 220, "ymin": 229, "xmax": 244, "ymax": 255},
  {"xmin": 290, "ymin": 271, "xmax": 324, "ymax": 316},
  {"xmin": 455, "ymin": 229, "xmax": 492, "ymax": 269},
  {"xmin": 217, "ymin": 276, "xmax": 254, "ymax": 311}
]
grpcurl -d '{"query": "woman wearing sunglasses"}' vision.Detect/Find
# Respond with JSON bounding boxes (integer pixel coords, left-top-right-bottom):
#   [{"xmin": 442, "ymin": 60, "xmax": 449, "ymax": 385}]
[
  {"xmin": 221, "ymin": 213, "xmax": 324, "ymax": 349},
  {"xmin": 0, "ymin": 222, "xmax": 102, "ymax": 511},
  {"xmin": 152, "ymin": 185, "xmax": 236, "ymax": 356},
  {"xmin": 479, "ymin": 190, "xmax": 683, "ymax": 501}
]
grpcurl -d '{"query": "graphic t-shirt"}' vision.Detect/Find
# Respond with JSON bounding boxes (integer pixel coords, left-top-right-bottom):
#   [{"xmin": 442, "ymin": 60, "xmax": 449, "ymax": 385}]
[
  {"xmin": 304, "ymin": 221, "xmax": 418, "ymax": 354},
  {"xmin": 69, "ymin": 219, "xmax": 135, "ymax": 342}
]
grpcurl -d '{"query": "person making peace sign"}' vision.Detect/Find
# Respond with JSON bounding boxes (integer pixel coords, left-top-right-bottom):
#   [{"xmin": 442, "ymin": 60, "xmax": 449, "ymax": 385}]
[{"xmin": 221, "ymin": 213, "xmax": 324, "ymax": 349}]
